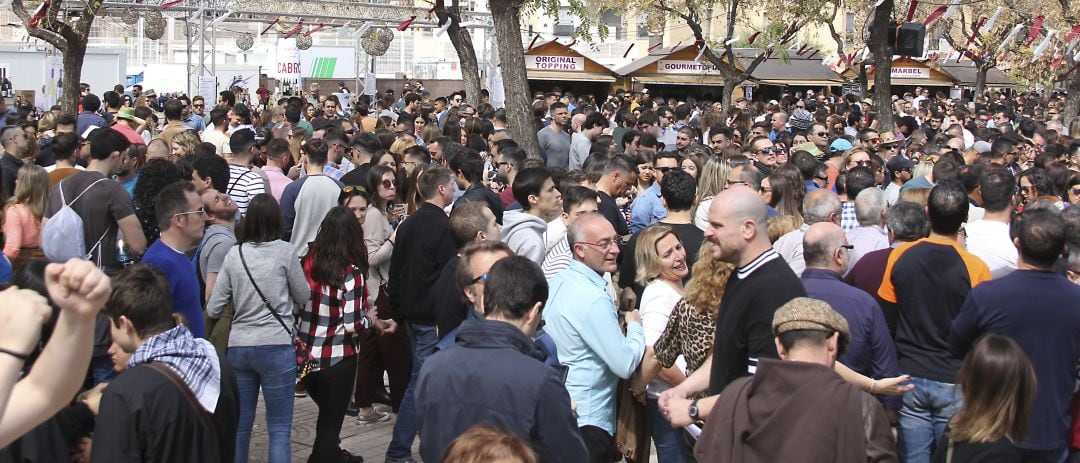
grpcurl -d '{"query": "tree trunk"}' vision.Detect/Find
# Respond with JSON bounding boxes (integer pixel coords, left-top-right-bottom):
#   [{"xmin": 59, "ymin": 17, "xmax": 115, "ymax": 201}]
[
  {"xmin": 870, "ymin": 0, "xmax": 895, "ymax": 132},
  {"xmin": 60, "ymin": 42, "xmax": 86, "ymax": 115},
  {"xmin": 489, "ymin": 0, "xmax": 541, "ymax": 157},
  {"xmin": 1063, "ymin": 68, "xmax": 1080, "ymax": 135},
  {"xmin": 722, "ymin": 79, "xmax": 736, "ymax": 111},
  {"xmin": 438, "ymin": 2, "xmax": 482, "ymax": 108},
  {"xmin": 974, "ymin": 63, "xmax": 988, "ymax": 100}
]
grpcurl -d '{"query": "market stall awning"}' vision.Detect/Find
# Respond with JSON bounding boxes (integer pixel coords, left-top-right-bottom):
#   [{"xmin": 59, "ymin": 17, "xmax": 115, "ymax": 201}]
[
  {"xmin": 615, "ymin": 45, "xmax": 844, "ymax": 86},
  {"xmin": 937, "ymin": 62, "xmax": 1016, "ymax": 88},
  {"xmin": 524, "ymin": 40, "xmax": 619, "ymax": 83},
  {"xmin": 528, "ymin": 71, "xmax": 616, "ymax": 82}
]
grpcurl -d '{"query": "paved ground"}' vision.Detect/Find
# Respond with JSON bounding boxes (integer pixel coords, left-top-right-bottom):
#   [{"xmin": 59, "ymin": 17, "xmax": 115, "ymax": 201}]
[
  {"xmin": 246, "ymin": 392, "xmax": 661, "ymax": 463},
  {"xmin": 247, "ymin": 398, "xmax": 415, "ymax": 463}
]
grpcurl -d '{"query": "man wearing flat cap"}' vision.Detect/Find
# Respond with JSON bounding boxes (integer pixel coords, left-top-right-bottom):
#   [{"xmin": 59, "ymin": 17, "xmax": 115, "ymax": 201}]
[{"xmin": 694, "ymin": 297, "xmax": 897, "ymax": 463}]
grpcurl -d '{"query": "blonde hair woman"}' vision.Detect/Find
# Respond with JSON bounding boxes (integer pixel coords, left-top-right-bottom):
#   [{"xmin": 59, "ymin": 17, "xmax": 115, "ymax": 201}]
[
  {"xmin": 4, "ymin": 165, "xmax": 49, "ymax": 270},
  {"xmin": 694, "ymin": 157, "xmax": 731, "ymax": 231},
  {"xmin": 442, "ymin": 425, "xmax": 538, "ymax": 463},
  {"xmin": 388, "ymin": 137, "xmax": 416, "ymax": 157},
  {"xmin": 632, "ymin": 224, "xmax": 692, "ymax": 462},
  {"xmin": 288, "ymin": 125, "xmax": 307, "ymax": 165},
  {"xmin": 169, "ymin": 130, "xmax": 200, "ymax": 160}
]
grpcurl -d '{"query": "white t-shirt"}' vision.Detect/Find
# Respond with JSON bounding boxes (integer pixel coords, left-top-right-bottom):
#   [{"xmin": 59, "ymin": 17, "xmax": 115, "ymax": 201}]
[
  {"xmin": 640, "ymin": 279, "xmax": 686, "ymax": 398},
  {"xmin": 965, "ymin": 219, "xmax": 1016, "ymax": 278}
]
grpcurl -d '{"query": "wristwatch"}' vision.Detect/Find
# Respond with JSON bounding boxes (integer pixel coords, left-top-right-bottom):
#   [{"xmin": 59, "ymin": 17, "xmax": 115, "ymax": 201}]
[{"xmin": 688, "ymin": 398, "xmax": 700, "ymax": 421}]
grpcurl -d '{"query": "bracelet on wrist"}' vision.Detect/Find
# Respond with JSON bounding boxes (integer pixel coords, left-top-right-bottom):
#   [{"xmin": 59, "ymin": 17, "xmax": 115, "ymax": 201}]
[
  {"xmin": 0, "ymin": 347, "xmax": 30, "ymax": 362},
  {"xmin": 869, "ymin": 379, "xmax": 877, "ymax": 394}
]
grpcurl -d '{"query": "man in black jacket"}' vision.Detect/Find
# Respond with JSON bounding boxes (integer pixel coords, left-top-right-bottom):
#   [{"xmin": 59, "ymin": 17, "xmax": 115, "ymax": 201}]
[
  {"xmin": 416, "ymin": 255, "xmax": 587, "ymax": 462},
  {"xmin": 450, "ymin": 148, "xmax": 504, "ymax": 224},
  {"xmin": 385, "ymin": 166, "xmax": 458, "ymax": 463},
  {"xmin": 91, "ymin": 264, "xmax": 239, "ymax": 463}
]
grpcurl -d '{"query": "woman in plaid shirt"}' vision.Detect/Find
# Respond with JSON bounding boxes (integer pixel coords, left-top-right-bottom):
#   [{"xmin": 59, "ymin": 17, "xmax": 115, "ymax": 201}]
[{"xmin": 298, "ymin": 204, "xmax": 394, "ymax": 463}]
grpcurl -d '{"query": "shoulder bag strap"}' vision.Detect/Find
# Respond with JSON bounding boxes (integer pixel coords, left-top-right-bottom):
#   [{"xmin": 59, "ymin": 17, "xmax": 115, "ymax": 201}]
[
  {"xmin": 145, "ymin": 362, "xmax": 221, "ymax": 463},
  {"xmin": 237, "ymin": 243, "xmax": 292, "ymax": 336},
  {"xmin": 69, "ymin": 178, "xmax": 109, "ymax": 205}
]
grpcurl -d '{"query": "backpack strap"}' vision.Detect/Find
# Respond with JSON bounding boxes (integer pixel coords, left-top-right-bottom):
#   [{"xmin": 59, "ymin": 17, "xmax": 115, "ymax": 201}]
[
  {"xmin": 67, "ymin": 178, "xmax": 109, "ymax": 206},
  {"xmin": 145, "ymin": 362, "xmax": 221, "ymax": 463}
]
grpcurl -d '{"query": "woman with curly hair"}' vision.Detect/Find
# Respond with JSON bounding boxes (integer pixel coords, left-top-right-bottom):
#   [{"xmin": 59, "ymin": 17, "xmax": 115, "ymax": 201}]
[
  {"xmin": 169, "ymin": 130, "xmax": 200, "ymax": 161},
  {"xmin": 133, "ymin": 159, "xmax": 182, "ymax": 243}
]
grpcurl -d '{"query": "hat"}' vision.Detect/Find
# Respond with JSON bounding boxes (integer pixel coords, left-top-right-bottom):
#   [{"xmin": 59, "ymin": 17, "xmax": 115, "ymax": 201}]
[
  {"xmin": 861, "ymin": 97, "xmax": 873, "ymax": 106},
  {"xmin": 972, "ymin": 140, "xmax": 991, "ymax": 154},
  {"xmin": 143, "ymin": 89, "xmax": 156, "ymax": 97},
  {"xmin": 878, "ymin": 131, "xmax": 901, "ymax": 145},
  {"xmin": 790, "ymin": 108, "xmax": 813, "ymax": 131},
  {"xmin": 772, "ymin": 297, "xmax": 850, "ymax": 344},
  {"xmin": 829, "ymin": 138, "xmax": 852, "ymax": 154},
  {"xmin": 792, "ymin": 141, "xmax": 824, "ymax": 159},
  {"xmin": 886, "ymin": 155, "xmax": 916, "ymax": 172},
  {"xmin": 114, "ymin": 106, "xmax": 146, "ymax": 125}
]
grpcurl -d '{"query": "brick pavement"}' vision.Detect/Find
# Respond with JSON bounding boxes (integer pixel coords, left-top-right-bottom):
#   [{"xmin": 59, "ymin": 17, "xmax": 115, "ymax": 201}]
[
  {"xmin": 247, "ymin": 399, "xmax": 416, "ymax": 463},
  {"xmin": 245, "ymin": 394, "xmax": 660, "ymax": 463}
]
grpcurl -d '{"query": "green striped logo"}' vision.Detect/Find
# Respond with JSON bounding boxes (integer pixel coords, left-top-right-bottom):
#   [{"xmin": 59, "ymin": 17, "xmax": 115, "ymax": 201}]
[{"xmin": 309, "ymin": 57, "xmax": 337, "ymax": 78}]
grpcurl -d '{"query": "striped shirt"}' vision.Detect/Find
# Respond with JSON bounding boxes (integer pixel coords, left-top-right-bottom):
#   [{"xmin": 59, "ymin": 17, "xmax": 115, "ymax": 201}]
[
  {"xmin": 297, "ymin": 257, "xmax": 372, "ymax": 371},
  {"xmin": 226, "ymin": 164, "xmax": 266, "ymax": 217}
]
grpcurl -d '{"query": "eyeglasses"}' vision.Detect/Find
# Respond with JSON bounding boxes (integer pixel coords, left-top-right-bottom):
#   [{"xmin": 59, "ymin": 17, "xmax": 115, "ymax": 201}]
[
  {"xmin": 193, "ymin": 104, "xmax": 204, "ymax": 108},
  {"xmin": 173, "ymin": 207, "xmax": 207, "ymax": 218},
  {"xmin": 867, "ymin": 137, "xmax": 881, "ymax": 143},
  {"xmin": 469, "ymin": 273, "xmax": 489, "ymax": 285},
  {"xmin": 1070, "ymin": 188, "xmax": 1080, "ymax": 196},
  {"xmin": 814, "ymin": 132, "xmax": 828, "ymax": 137},
  {"xmin": 342, "ymin": 185, "xmax": 366, "ymax": 193},
  {"xmin": 656, "ymin": 166, "xmax": 681, "ymax": 173},
  {"xmin": 852, "ymin": 160, "xmax": 872, "ymax": 166},
  {"xmin": 381, "ymin": 179, "xmax": 395, "ymax": 189},
  {"xmin": 755, "ymin": 147, "xmax": 777, "ymax": 155},
  {"xmin": 839, "ymin": 244, "xmax": 854, "ymax": 249},
  {"xmin": 577, "ymin": 239, "xmax": 618, "ymax": 251}
]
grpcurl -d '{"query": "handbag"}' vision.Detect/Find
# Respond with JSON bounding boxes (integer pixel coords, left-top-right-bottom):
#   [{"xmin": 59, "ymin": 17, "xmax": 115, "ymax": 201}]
[
  {"xmin": 615, "ymin": 379, "xmax": 650, "ymax": 462},
  {"xmin": 237, "ymin": 244, "xmax": 318, "ymax": 379}
]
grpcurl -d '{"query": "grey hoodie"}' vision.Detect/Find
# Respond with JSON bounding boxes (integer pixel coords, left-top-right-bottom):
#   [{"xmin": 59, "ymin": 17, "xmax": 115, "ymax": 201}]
[{"xmin": 500, "ymin": 210, "xmax": 548, "ymax": 265}]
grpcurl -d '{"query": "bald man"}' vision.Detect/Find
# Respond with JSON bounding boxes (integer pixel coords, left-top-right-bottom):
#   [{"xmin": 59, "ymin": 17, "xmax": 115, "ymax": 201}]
[
  {"xmin": 800, "ymin": 222, "xmax": 901, "ymax": 416},
  {"xmin": 658, "ymin": 187, "xmax": 806, "ymax": 426},
  {"xmin": 146, "ymin": 138, "xmax": 170, "ymax": 160},
  {"xmin": 773, "ymin": 188, "xmax": 842, "ymax": 275}
]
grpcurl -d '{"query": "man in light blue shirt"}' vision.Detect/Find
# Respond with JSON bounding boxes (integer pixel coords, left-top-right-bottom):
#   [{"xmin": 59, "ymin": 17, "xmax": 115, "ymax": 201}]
[
  {"xmin": 629, "ymin": 152, "xmax": 679, "ymax": 233},
  {"xmin": 544, "ymin": 212, "xmax": 645, "ymax": 461}
]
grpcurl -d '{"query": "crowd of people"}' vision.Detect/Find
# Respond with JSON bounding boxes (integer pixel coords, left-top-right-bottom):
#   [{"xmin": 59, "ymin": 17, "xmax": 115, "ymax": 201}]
[{"xmin": 0, "ymin": 78, "xmax": 1078, "ymax": 463}]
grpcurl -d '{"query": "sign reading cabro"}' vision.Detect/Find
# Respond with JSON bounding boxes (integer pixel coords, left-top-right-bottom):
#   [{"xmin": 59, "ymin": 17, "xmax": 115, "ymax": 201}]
[
  {"xmin": 656, "ymin": 60, "xmax": 723, "ymax": 75},
  {"xmin": 526, "ymin": 56, "xmax": 585, "ymax": 71}
]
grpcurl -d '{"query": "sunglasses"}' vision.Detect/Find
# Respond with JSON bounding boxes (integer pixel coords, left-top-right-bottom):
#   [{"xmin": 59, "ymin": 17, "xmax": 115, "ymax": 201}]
[
  {"xmin": 755, "ymin": 147, "xmax": 777, "ymax": 155},
  {"xmin": 193, "ymin": 104, "xmax": 204, "ymax": 108},
  {"xmin": 656, "ymin": 166, "xmax": 682, "ymax": 173},
  {"xmin": 815, "ymin": 132, "xmax": 828, "ymax": 137},
  {"xmin": 381, "ymin": 179, "xmax": 395, "ymax": 189},
  {"xmin": 342, "ymin": 185, "xmax": 366, "ymax": 193},
  {"xmin": 1071, "ymin": 188, "xmax": 1080, "ymax": 196}
]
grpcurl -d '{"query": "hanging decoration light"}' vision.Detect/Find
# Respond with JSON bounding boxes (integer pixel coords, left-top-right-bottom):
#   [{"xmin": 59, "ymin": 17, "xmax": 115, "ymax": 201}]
[
  {"xmin": 296, "ymin": 33, "xmax": 313, "ymax": 50},
  {"xmin": 361, "ymin": 27, "xmax": 394, "ymax": 56},
  {"xmin": 144, "ymin": 9, "xmax": 166, "ymax": 40},
  {"xmin": 121, "ymin": 9, "xmax": 139, "ymax": 25},
  {"xmin": 236, "ymin": 32, "xmax": 254, "ymax": 50}
]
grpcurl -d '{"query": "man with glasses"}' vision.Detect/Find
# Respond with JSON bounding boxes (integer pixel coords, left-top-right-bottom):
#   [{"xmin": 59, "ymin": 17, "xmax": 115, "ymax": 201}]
[
  {"xmin": 657, "ymin": 108, "xmax": 677, "ymax": 149},
  {"xmin": 748, "ymin": 136, "xmax": 778, "ymax": 176},
  {"xmin": 177, "ymin": 95, "xmax": 205, "ymax": 132},
  {"xmin": 630, "ymin": 151, "xmax": 679, "ymax": 233},
  {"xmin": 545, "ymin": 212, "xmax": 644, "ymax": 463},
  {"xmin": 809, "ymin": 123, "xmax": 831, "ymax": 153},
  {"xmin": 139, "ymin": 181, "xmax": 208, "ymax": 338},
  {"xmin": 858, "ymin": 129, "xmax": 881, "ymax": 155},
  {"xmin": 191, "ymin": 95, "xmax": 210, "ymax": 128}
]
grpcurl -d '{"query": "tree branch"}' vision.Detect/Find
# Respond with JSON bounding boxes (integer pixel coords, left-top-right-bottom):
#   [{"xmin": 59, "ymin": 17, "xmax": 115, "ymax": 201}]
[
  {"xmin": 825, "ymin": 2, "xmax": 846, "ymax": 58},
  {"xmin": 10, "ymin": 0, "xmax": 69, "ymax": 50}
]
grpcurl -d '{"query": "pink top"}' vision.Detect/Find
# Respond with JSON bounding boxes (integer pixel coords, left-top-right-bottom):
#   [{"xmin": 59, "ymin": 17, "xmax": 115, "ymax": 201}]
[
  {"xmin": 4, "ymin": 204, "xmax": 41, "ymax": 259},
  {"xmin": 261, "ymin": 166, "xmax": 294, "ymax": 202}
]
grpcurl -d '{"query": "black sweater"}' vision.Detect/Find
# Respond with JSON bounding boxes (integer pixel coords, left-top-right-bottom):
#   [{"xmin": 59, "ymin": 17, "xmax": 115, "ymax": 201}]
[
  {"xmin": 388, "ymin": 202, "xmax": 457, "ymax": 324},
  {"xmin": 709, "ymin": 249, "xmax": 806, "ymax": 395}
]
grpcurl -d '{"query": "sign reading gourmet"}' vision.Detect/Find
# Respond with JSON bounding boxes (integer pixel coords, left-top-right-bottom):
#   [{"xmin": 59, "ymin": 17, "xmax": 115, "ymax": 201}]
[
  {"xmin": 657, "ymin": 60, "xmax": 722, "ymax": 75},
  {"xmin": 527, "ymin": 55, "xmax": 584, "ymax": 71},
  {"xmin": 891, "ymin": 67, "xmax": 930, "ymax": 79}
]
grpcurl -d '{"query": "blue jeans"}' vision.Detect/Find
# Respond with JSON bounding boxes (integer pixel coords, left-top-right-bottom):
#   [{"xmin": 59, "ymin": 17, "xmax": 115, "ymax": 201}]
[
  {"xmin": 898, "ymin": 376, "xmax": 963, "ymax": 463},
  {"xmin": 228, "ymin": 345, "xmax": 296, "ymax": 463},
  {"xmin": 386, "ymin": 322, "xmax": 438, "ymax": 460},
  {"xmin": 647, "ymin": 398, "xmax": 689, "ymax": 463}
]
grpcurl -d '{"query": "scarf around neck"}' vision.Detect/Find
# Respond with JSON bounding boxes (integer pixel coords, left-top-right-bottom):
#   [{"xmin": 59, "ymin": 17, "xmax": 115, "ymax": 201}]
[{"xmin": 128, "ymin": 324, "xmax": 222, "ymax": 412}]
